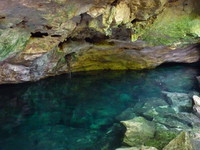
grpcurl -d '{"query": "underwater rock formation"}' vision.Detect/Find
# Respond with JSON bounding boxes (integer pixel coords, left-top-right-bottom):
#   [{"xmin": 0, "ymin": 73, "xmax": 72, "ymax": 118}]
[
  {"xmin": 0, "ymin": 0, "xmax": 200, "ymax": 83},
  {"xmin": 162, "ymin": 91, "xmax": 193, "ymax": 112},
  {"xmin": 117, "ymin": 90, "xmax": 200, "ymax": 149}
]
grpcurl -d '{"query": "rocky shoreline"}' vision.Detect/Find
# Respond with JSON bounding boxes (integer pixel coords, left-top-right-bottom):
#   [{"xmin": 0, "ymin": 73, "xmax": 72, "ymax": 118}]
[{"xmin": 115, "ymin": 80, "xmax": 200, "ymax": 150}]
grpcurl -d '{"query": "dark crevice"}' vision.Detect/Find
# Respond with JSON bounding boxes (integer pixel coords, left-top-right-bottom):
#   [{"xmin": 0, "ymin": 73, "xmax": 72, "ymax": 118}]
[
  {"xmin": 84, "ymin": 35, "xmax": 109, "ymax": 44},
  {"xmin": 168, "ymin": 0, "xmax": 179, "ymax": 3},
  {"xmin": 0, "ymin": 16, "xmax": 5, "ymax": 19},
  {"xmin": 111, "ymin": 0, "xmax": 119, "ymax": 6},
  {"xmin": 58, "ymin": 41, "xmax": 66, "ymax": 50},
  {"xmin": 85, "ymin": 37, "xmax": 94, "ymax": 43},
  {"xmin": 131, "ymin": 19, "xmax": 141, "ymax": 24},
  {"xmin": 31, "ymin": 32, "xmax": 49, "ymax": 38},
  {"xmin": 51, "ymin": 35, "xmax": 62, "ymax": 37}
]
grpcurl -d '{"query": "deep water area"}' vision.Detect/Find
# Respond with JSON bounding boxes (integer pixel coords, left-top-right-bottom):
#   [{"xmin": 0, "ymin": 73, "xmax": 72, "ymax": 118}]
[{"xmin": 0, "ymin": 64, "xmax": 200, "ymax": 150}]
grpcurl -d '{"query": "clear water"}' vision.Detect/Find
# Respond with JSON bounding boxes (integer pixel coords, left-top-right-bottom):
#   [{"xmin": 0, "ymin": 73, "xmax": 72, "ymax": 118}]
[{"xmin": 0, "ymin": 64, "xmax": 199, "ymax": 150}]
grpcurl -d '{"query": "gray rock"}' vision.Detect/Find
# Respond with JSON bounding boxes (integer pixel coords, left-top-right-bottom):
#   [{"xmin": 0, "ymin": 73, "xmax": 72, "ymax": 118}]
[
  {"xmin": 143, "ymin": 105, "xmax": 189, "ymax": 130},
  {"xmin": 162, "ymin": 91, "xmax": 192, "ymax": 113},
  {"xmin": 169, "ymin": 112, "xmax": 200, "ymax": 128},
  {"xmin": 190, "ymin": 128, "xmax": 200, "ymax": 150}
]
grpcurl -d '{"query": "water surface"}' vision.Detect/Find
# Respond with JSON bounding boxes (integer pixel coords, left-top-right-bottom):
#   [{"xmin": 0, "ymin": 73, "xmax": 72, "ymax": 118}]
[{"xmin": 0, "ymin": 64, "xmax": 199, "ymax": 150}]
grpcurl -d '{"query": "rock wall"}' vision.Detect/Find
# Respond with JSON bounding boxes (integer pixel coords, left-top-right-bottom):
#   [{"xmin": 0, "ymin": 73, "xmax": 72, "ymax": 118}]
[{"xmin": 0, "ymin": 0, "xmax": 200, "ymax": 84}]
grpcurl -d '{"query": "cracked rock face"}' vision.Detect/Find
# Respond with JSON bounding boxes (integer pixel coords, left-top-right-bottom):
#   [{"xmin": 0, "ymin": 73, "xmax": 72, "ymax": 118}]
[{"xmin": 0, "ymin": 0, "xmax": 200, "ymax": 84}]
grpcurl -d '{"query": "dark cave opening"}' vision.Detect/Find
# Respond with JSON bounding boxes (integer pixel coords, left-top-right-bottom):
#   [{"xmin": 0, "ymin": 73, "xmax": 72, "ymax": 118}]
[{"xmin": 31, "ymin": 32, "xmax": 49, "ymax": 38}]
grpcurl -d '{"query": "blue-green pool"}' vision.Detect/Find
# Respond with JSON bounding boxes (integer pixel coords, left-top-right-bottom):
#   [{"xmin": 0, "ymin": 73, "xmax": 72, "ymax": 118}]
[{"xmin": 0, "ymin": 64, "xmax": 199, "ymax": 150}]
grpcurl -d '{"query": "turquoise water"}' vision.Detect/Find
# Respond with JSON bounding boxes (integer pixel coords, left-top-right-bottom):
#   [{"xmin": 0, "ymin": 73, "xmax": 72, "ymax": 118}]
[{"xmin": 0, "ymin": 64, "xmax": 199, "ymax": 150}]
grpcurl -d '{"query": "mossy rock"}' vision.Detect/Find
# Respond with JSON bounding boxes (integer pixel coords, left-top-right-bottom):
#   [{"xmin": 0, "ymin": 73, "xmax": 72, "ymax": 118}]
[
  {"xmin": 163, "ymin": 132, "xmax": 193, "ymax": 150},
  {"xmin": 0, "ymin": 28, "xmax": 30, "ymax": 61},
  {"xmin": 145, "ymin": 129, "xmax": 177, "ymax": 150},
  {"xmin": 121, "ymin": 117, "xmax": 156, "ymax": 147},
  {"xmin": 141, "ymin": 6, "xmax": 200, "ymax": 46}
]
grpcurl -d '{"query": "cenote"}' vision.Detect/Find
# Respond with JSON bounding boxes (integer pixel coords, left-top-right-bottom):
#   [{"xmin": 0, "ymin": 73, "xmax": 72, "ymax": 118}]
[{"xmin": 0, "ymin": 63, "xmax": 200, "ymax": 150}]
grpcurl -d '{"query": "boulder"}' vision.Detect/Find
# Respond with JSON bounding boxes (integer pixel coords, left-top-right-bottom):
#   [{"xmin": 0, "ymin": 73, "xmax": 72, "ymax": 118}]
[
  {"xmin": 163, "ymin": 132, "xmax": 193, "ymax": 150},
  {"xmin": 121, "ymin": 117, "xmax": 155, "ymax": 146}
]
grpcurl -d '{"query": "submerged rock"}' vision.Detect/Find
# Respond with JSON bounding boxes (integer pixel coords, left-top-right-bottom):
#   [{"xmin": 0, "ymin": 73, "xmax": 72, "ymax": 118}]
[
  {"xmin": 162, "ymin": 91, "xmax": 193, "ymax": 113},
  {"xmin": 121, "ymin": 117, "xmax": 155, "ymax": 147},
  {"xmin": 163, "ymin": 132, "xmax": 193, "ymax": 150},
  {"xmin": 116, "ymin": 108, "xmax": 137, "ymax": 121}
]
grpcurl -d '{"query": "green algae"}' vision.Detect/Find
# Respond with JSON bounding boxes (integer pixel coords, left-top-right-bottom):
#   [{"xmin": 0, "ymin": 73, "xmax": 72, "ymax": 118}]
[
  {"xmin": 141, "ymin": 11, "xmax": 200, "ymax": 46},
  {"xmin": 145, "ymin": 129, "xmax": 177, "ymax": 150},
  {"xmin": 0, "ymin": 28, "xmax": 30, "ymax": 61}
]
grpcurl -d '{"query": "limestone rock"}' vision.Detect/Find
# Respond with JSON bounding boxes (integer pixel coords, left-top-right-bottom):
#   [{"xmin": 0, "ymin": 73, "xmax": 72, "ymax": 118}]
[
  {"xmin": 163, "ymin": 132, "xmax": 193, "ymax": 150},
  {"xmin": 193, "ymin": 95, "xmax": 200, "ymax": 106},
  {"xmin": 193, "ymin": 95, "xmax": 200, "ymax": 118},
  {"xmin": 114, "ymin": 1, "xmax": 131, "ymax": 24},
  {"xmin": 0, "ymin": 0, "xmax": 200, "ymax": 84},
  {"xmin": 121, "ymin": 117, "xmax": 155, "ymax": 146}
]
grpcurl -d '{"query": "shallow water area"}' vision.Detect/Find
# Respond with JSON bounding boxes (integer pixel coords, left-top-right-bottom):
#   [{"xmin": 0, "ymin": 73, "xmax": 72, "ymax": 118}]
[{"xmin": 0, "ymin": 64, "xmax": 199, "ymax": 150}]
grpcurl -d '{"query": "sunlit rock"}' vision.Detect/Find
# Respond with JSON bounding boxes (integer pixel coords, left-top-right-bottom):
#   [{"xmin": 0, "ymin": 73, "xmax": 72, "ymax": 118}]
[
  {"xmin": 193, "ymin": 95, "xmax": 200, "ymax": 118},
  {"xmin": 163, "ymin": 132, "xmax": 193, "ymax": 150},
  {"xmin": 121, "ymin": 117, "xmax": 155, "ymax": 146}
]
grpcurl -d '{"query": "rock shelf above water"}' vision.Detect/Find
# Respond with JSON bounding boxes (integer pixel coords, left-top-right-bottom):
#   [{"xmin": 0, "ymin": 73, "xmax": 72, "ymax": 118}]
[{"xmin": 0, "ymin": 0, "xmax": 200, "ymax": 84}]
